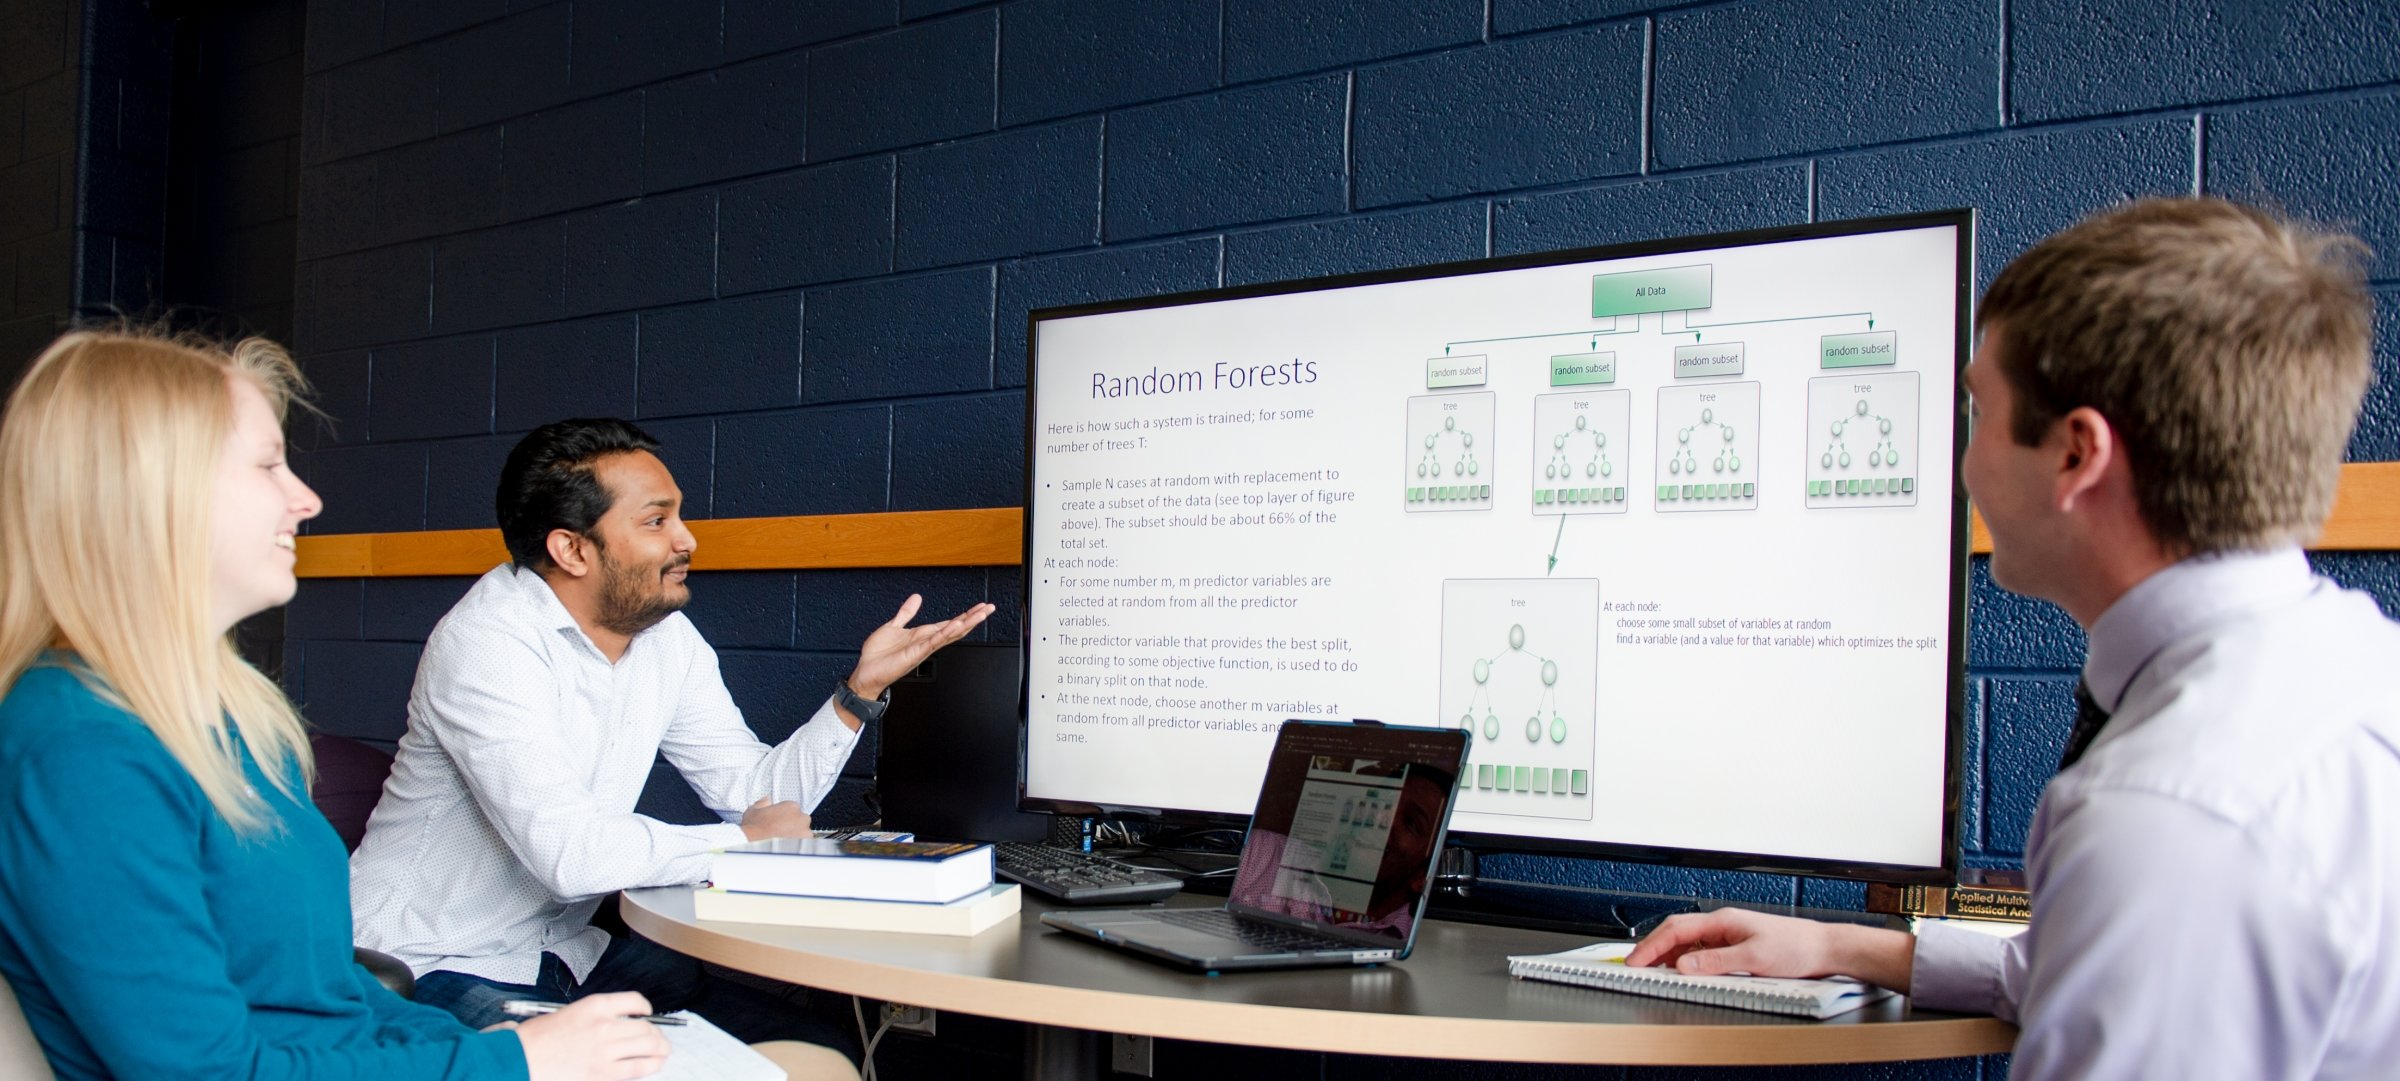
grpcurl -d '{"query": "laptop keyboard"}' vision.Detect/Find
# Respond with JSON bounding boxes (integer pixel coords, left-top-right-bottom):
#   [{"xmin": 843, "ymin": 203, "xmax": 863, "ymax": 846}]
[{"xmin": 1151, "ymin": 907, "xmax": 1357, "ymax": 953}]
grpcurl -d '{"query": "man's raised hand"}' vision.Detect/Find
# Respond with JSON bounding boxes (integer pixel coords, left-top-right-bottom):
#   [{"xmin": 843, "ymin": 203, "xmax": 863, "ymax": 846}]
[{"xmin": 847, "ymin": 594, "xmax": 997, "ymax": 699}]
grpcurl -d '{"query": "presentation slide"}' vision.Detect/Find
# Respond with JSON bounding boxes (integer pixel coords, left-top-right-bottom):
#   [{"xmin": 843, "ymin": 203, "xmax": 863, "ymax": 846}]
[
  {"xmin": 1027, "ymin": 225, "xmax": 1961, "ymax": 870},
  {"xmin": 1274, "ymin": 761, "xmax": 1403, "ymax": 913}
]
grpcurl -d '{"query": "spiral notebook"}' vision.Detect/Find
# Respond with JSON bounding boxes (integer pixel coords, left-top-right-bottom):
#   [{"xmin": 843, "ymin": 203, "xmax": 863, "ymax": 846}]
[{"xmin": 1507, "ymin": 942, "xmax": 1895, "ymax": 1019}]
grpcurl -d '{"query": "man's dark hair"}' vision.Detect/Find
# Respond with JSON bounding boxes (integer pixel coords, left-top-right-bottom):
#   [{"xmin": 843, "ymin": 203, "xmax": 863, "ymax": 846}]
[{"xmin": 496, "ymin": 418, "xmax": 661, "ymax": 571}]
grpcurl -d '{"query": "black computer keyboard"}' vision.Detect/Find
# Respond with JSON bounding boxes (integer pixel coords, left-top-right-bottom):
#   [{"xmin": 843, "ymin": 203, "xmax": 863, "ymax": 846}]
[{"xmin": 995, "ymin": 842, "xmax": 1184, "ymax": 905}]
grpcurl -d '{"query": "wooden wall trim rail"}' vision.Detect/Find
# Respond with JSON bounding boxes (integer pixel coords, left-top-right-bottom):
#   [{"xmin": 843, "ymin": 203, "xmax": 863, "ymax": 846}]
[
  {"xmin": 298, "ymin": 462, "xmax": 2400, "ymax": 578},
  {"xmin": 296, "ymin": 507, "xmax": 1025, "ymax": 578}
]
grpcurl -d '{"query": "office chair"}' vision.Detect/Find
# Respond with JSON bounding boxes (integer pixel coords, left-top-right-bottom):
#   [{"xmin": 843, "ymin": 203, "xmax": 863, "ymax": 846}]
[
  {"xmin": 309, "ymin": 736, "xmax": 860, "ymax": 1079},
  {"xmin": 309, "ymin": 733, "xmax": 416, "ymax": 998}
]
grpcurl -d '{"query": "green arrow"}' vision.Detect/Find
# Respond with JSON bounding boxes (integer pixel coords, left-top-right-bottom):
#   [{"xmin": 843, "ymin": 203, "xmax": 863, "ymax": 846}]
[
  {"xmin": 1546, "ymin": 515, "xmax": 1565, "ymax": 574},
  {"xmin": 1868, "ymin": 317, "xmax": 1875, "ymax": 328},
  {"xmin": 1688, "ymin": 310, "xmax": 1872, "ymax": 331},
  {"xmin": 1444, "ymin": 345, "xmax": 1451, "ymax": 354},
  {"xmin": 1694, "ymin": 332, "xmax": 1702, "ymax": 342}
]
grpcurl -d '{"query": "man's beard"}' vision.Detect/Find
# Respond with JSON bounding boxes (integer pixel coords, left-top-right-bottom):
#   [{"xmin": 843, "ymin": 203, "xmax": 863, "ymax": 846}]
[{"xmin": 594, "ymin": 548, "xmax": 690, "ymax": 637}]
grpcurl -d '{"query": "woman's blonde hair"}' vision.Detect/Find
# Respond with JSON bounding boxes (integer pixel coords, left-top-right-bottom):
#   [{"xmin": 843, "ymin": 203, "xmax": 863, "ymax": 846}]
[{"xmin": 0, "ymin": 329, "xmax": 316, "ymax": 832}]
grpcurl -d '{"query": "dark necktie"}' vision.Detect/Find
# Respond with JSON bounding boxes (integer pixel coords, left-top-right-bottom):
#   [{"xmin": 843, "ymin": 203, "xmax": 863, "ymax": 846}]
[{"xmin": 2057, "ymin": 681, "xmax": 2112, "ymax": 772}]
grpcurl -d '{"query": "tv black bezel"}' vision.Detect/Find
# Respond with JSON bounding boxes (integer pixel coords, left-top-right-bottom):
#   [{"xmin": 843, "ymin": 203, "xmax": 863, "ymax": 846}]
[{"xmin": 1017, "ymin": 209, "xmax": 1976, "ymax": 887}]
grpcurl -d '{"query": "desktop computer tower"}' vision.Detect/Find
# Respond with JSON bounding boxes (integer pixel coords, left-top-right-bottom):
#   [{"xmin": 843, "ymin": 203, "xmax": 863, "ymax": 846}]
[{"xmin": 876, "ymin": 641, "xmax": 1051, "ymax": 843}]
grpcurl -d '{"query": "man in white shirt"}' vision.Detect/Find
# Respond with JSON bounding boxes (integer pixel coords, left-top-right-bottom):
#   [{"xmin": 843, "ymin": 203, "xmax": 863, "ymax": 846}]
[
  {"xmin": 1626, "ymin": 198, "xmax": 2400, "ymax": 1079},
  {"xmin": 350, "ymin": 417, "xmax": 993, "ymax": 1055}
]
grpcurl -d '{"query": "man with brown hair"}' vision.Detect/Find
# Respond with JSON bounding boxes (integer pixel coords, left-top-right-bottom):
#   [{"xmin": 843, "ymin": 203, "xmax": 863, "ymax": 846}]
[{"xmin": 1627, "ymin": 198, "xmax": 2400, "ymax": 1079}]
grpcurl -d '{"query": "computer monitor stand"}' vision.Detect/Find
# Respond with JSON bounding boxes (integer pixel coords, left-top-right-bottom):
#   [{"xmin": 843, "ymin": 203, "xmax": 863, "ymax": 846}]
[
  {"xmin": 1424, "ymin": 849, "xmax": 1910, "ymax": 939},
  {"xmin": 1427, "ymin": 858, "xmax": 1696, "ymax": 940}
]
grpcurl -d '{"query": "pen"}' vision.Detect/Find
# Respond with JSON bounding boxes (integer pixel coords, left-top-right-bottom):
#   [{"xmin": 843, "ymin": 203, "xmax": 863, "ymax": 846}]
[{"xmin": 499, "ymin": 999, "xmax": 688, "ymax": 1026}]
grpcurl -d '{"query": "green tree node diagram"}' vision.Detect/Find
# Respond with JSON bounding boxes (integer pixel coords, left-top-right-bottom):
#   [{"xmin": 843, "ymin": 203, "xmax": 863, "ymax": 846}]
[
  {"xmin": 1545, "ymin": 414, "xmax": 1612, "ymax": 482},
  {"xmin": 1669, "ymin": 407, "xmax": 1742, "ymax": 477},
  {"xmin": 1821, "ymin": 399, "xmax": 1900, "ymax": 471},
  {"xmin": 1459, "ymin": 623, "xmax": 1569, "ymax": 745},
  {"xmin": 1416, "ymin": 415, "xmax": 1480, "ymax": 481}
]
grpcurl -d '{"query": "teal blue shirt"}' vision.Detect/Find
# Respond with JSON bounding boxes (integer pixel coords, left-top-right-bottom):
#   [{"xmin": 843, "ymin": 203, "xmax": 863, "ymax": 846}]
[{"xmin": 0, "ymin": 661, "xmax": 528, "ymax": 1080}]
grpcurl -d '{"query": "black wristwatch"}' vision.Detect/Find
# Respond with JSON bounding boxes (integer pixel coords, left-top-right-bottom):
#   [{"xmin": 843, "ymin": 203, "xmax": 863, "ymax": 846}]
[{"xmin": 836, "ymin": 679, "xmax": 890, "ymax": 724}]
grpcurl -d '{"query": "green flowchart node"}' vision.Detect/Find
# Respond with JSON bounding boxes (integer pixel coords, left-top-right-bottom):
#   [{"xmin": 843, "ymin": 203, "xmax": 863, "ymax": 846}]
[
  {"xmin": 1666, "ymin": 407, "xmax": 1741, "ymax": 479},
  {"xmin": 1544, "ymin": 414, "xmax": 1614, "ymax": 483},
  {"xmin": 1474, "ymin": 764, "xmax": 1591, "ymax": 796},
  {"xmin": 1811, "ymin": 476, "xmax": 1917, "ymax": 497},
  {"xmin": 1591, "ymin": 265, "xmax": 1712, "ymax": 318},
  {"xmin": 1536, "ymin": 487, "xmax": 1627, "ymax": 504},
  {"xmin": 1821, "ymin": 398, "xmax": 1901, "ymax": 472},
  {"xmin": 1656, "ymin": 384, "xmax": 1761, "ymax": 513},
  {"xmin": 1446, "ymin": 579, "xmax": 1596, "ymax": 818},
  {"xmin": 1408, "ymin": 484, "xmax": 1494, "ymax": 503},
  {"xmin": 1416, "ymin": 414, "xmax": 1481, "ymax": 483},
  {"xmin": 1805, "ymin": 373, "xmax": 1920, "ymax": 510},
  {"xmin": 1659, "ymin": 482, "xmax": 1757, "ymax": 501},
  {"xmin": 1460, "ymin": 622, "xmax": 1569, "ymax": 749},
  {"xmin": 1532, "ymin": 390, "xmax": 1634, "ymax": 521},
  {"xmin": 1407, "ymin": 393, "xmax": 1497, "ymax": 513}
]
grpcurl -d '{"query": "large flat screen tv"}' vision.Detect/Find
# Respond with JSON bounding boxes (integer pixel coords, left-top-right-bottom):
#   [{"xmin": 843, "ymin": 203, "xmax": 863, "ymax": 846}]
[{"xmin": 1021, "ymin": 211, "xmax": 1974, "ymax": 884}]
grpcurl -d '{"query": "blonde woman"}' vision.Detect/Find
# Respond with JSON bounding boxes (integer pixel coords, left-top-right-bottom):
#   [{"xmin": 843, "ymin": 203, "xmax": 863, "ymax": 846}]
[{"xmin": 0, "ymin": 331, "xmax": 669, "ymax": 1080}]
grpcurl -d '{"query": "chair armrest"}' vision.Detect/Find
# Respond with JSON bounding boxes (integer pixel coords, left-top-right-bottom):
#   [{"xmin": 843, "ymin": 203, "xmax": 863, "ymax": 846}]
[{"xmin": 354, "ymin": 946, "xmax": 416, "ymax": 999}]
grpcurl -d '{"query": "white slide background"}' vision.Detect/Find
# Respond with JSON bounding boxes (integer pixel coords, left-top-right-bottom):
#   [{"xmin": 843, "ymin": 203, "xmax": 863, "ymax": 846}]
[{"xmin": 1027, "ymin": 225, "xmax": 1962, "ymax": 870}]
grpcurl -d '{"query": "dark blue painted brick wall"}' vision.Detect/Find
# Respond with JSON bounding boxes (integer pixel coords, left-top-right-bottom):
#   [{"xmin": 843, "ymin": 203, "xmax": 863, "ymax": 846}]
[
  {"xmin": 1354, "ymin": 25, "xmax": 1645, "ymax": 206},
  {"xmin": 1652, "ymin": 0, "xmax": 1998, "ymax": 170},
  {"xmin": 1105, "ymin": 74, "xmax": 1350, "ymax": 239},
  {"xmin": 284, "ymin": 3, "xmax": 2400, "ymax": 1077}
]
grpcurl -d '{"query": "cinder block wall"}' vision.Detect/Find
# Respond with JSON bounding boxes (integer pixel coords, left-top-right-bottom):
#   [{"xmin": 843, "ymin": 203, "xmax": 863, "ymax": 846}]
[{"xmin": 283, "ymin": 3, "xmax": 2400, "ymax": 1076}]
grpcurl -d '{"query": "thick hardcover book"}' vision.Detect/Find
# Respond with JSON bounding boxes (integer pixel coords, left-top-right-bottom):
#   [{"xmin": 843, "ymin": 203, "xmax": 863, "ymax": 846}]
[
  {"xmin": 1866, "ymin": 869, "xmax": 2030, "ymax": 922},
  {"xmin": 693, "ymin": 883, "xmax": 1021, "ymax": 935},
  {"xmin": 1507, "ymin": 942, "xmax": 1895, "ymax": 1019},
  {"xmin": 710, "ymin": 838, "xmax": 994, "ymax": 903}
]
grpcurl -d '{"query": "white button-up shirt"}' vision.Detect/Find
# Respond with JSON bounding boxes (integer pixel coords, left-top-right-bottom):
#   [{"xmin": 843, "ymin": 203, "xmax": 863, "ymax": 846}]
[
  {"xmin": 349, "ymin": 564, "xmax": 858, "ymax": 983},
  {"xmin": 1911, "ymin": 549, "xmax": 2400, "ymax": 1079}
]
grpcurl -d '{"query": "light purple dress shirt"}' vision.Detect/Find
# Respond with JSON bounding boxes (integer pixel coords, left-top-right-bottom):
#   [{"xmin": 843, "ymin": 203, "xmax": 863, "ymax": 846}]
[{"xmin": 1910, "ymin": 548, "xmax": 2400, "ymax": 1078}]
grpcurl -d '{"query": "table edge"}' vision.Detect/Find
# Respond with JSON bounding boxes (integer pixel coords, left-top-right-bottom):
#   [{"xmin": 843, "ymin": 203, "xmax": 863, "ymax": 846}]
[{"xmin": 623, "ymin": 889, "xmax": 2016, "ymax": 1066}]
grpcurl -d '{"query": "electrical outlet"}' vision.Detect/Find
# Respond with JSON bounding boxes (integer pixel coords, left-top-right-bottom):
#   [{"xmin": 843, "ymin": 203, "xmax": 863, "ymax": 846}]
[
  {"xmin": 1111, "ymin": 1033, "xmax": 1153, "ymax": 1077},
  {"xmin": 880, "ymin": 1002, "xmax": 936, "ymax": 1036}
]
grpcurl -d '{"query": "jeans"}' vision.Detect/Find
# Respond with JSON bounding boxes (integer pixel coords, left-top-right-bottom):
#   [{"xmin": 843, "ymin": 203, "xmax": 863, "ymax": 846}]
[{"xmin": 411, "ymin": 932, "xmax": 862, "ymax": 1065}]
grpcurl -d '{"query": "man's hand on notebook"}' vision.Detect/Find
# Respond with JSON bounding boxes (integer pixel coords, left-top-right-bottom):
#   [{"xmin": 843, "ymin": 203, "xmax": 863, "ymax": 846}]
[{"xmin": 1625, "ymin": 908, "xmax": 1916, "ymax": 990}]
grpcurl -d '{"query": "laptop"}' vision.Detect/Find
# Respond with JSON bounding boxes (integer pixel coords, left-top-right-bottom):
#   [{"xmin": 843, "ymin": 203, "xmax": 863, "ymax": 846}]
[{"xmin": 1039, "ymin": 719, "xmax": 1470, "ymax": 972}]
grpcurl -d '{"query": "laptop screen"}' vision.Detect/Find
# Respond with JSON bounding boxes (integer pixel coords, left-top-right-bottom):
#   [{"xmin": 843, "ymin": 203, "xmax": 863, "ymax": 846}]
[{"xmin": 1225, "ymin": 721, "xmax": 1469, "ymax": 946}]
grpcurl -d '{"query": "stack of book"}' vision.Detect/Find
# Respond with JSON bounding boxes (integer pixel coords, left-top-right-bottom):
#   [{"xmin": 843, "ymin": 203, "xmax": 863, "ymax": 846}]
[
  {"xmin": 1865, "ymin": 867, "xmax": 2029, "ymax": 923},
  {"xmin": 695, "ymin": 837, "xmax": 1019, "ymax": 935}
]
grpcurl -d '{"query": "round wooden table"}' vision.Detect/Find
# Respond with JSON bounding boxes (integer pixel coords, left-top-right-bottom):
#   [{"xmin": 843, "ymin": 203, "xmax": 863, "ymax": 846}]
[{"xmin": 623, "ymin": 887, "xmax": 2014, "ymax": 1078}]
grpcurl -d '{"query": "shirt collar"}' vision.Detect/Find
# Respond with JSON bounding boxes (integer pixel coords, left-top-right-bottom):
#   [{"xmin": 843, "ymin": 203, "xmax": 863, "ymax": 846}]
[
  {"xmin": 500, "ymin": 562, "xmax": 623, "ymax": 662},
  {"xmin": 500, "ymin": 562, "xmax": 583, "ymax": 633},
  {"xmin": 2082, "ymin": 546, "xmax": 2315, "ymax": 712}
]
